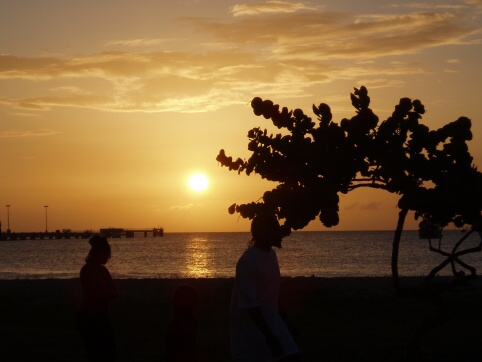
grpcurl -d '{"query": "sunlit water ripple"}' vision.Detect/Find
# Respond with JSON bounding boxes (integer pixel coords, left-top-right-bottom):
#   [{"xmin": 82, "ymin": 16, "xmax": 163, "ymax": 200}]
[{"xmin": 0, "ymin": 230, "xmax": 480, "ymax": 279}]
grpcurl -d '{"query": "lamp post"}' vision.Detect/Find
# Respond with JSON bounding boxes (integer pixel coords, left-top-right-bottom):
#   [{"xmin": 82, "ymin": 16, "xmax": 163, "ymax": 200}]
[
  {"xmin": 6, "ymin": 205, "xmax": 11, "ymax": 233},
  {"xmin": 44, "ymin": 205, "xmax": 48, "ymax": 233}
]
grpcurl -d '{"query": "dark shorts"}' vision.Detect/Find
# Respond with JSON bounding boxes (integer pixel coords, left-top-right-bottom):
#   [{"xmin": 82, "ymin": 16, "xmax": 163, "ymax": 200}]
[{"xmin": 76, "ymin": 312, "xmax": 116, "ymax": 361}]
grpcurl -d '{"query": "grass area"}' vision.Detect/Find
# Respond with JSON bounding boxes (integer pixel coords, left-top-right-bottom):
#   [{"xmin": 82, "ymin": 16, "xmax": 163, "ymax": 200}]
[{"xmin": 1, "ymin": 277, "xmax": 482, "ymax": 361}]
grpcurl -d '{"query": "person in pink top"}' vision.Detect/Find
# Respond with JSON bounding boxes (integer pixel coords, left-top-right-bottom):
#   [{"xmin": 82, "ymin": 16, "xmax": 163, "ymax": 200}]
[
  {"xmin": 76, "ymin": 235, "xmax": 119, "ymax": 361},
  {"xmin": 230, "ymin": 213, "xmax": 300, "ymax": 362}
]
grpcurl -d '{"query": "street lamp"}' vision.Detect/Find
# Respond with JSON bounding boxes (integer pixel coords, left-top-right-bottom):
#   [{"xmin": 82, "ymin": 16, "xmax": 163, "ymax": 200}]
[
  {"xmin": 44, "ymin": 205, "xmax": 48, "ymax": 233},
  {"xmin": 6, "ymin": 205, "xmax": 11, "ymax": 233}
]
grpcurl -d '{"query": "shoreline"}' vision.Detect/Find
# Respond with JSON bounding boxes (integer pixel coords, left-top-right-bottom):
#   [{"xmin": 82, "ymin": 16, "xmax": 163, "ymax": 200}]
[{"xmin": 1, "ymin": 277, "xmax": 482, "ymax": 361}]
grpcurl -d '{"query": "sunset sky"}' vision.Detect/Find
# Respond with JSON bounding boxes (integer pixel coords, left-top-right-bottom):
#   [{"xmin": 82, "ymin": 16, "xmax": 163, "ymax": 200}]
[{"xmin": 1, "ymin": 0, "xmax": 481, "ymax": 233}]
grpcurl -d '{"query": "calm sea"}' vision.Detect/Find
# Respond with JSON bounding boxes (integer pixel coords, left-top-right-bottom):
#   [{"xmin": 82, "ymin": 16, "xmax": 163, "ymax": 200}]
[{"xmin": 0, "ymin": 230, "xmax": 480, "ymax": 280}]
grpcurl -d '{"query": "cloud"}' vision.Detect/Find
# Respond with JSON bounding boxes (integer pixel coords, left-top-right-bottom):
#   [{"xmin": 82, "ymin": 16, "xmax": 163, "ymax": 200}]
[
  {"xmin": 231, "ymin": 0, "xmax": 321, "ymax": 17},
  {"xmin": 387, "ymin": 3, "xmax": 467, "ymax": 10},
  {"xmin": 104, "ymin": 38, "xmax": 171, "ymax": 47},
  {"xmin": 49, "ymin": 86, "xmax": 89, "ymax": 93},
  {"xmin": 344, "ymin": 201, "xmax": 383, "ymax": 211},
  {"xmin": 169, "ymin": 203, "xmax": 195, "ymax": 210},
  {"xmin": 0, "ymin": 94, "xmax": 115, "ymax": 111},
  {"xmin": 0, "ymin": 51, "xmax": 428, "ymax": 112},
  {"xmin": 360, "ymin": 202, "xmax": 383, "ymax": 211},
  {"xmin": 465, "ymin": 0, "xmax": 482, "ymax": 5},
  {"xmin": 0, "ymin": 5, "xmax": 479, "ymax": 113},
  {"xmin": 191, "ymin": 11, "xmax": 477, "ymax": 60},
  {"xmin": 11, "ymin": 112, "xmax": 42, "ymax": 118},
  {"xmin": 0, "ymin": 130, "xmax": 60, "ymax": 138},
  {"xmin": 344, "ymin": 202, "xmax": 359, "ymax": 211},
  {"xmin": 0, "ymin": 51, "xmax": 336, "ymax": 112}
]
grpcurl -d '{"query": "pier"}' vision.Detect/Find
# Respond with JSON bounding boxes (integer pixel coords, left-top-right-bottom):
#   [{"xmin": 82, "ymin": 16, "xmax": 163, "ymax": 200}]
[
  {"xmin": 99, "ymin": 228, "xmax": 164, "ymax": 238},
  {"xmin": 0, "ymin": 227, "xmax": 163, "ymax": 240}
]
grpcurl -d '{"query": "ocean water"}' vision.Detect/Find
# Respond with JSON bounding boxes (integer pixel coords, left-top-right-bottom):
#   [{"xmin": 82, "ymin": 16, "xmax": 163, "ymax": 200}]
[{"xmin": 0, "ymin": 230, "xmax": 481, "ymax": 280}]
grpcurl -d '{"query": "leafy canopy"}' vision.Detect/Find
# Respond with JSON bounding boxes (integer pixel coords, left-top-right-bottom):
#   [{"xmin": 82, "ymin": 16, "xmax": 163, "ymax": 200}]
[{"xmin": 217, "ymin": 87, "xmax": 482, "ymax": 235}]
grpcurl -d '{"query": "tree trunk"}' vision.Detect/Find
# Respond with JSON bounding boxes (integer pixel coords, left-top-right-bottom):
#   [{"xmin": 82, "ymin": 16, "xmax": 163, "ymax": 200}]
[{"xmin": 392, "ymin": 208, "xmax": 408, "ymax": 293}]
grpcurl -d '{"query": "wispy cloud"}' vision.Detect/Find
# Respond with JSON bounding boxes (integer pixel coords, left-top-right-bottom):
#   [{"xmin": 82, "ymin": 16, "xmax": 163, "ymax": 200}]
[
  {"xmin": 387, "ymin": 3, "xmax": 467, "ymax": 10},
  {"xmin": 0, "ymin": 4, "xmax": 479, "ymax": 113},
  {"xmin": 169, "ymin": 203, "xmax": 195, "ymax": 210},
  {"xmin": 0, "ymin": 93, "xmax": 115, "ymax": 111},
  {"xmin": 344, "ymin": 202, "xmax": 359, "ymax": 211},
  {"xmin": 104, "ymin": 38, "xmax": 173, "ymax": 47},
  {"xmin": 0, "ymin": 130, "xmax": 60, "ymax": 138},
  {"xmin": 465, "ymin": 0, "xmax": 482, "ymax": 6},
  {"xmin": 231, "ymin": 0, "xmax": 321, "ymax": 17},
  {"xmin": 11, "ymin": 112, "xmax": 42, "ymax": 118},
  {"xmin": 0, "ymin": 51, "xmax": 428, "ymax": 112},
  {"xmin": 360, "ymin": 202, "xmax": 383, "ymax": 211},
  {"xmin": 344, "ymin": 201, "xmax": 383, "ymax": 211},
  {"xmin": 192, "ymin": 11, "xmax": 477, "ymax": 60}
]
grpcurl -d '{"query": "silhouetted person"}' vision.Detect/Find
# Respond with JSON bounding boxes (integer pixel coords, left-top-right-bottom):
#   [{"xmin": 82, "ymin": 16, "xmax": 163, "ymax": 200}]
[
  {"xmin": 76, "ymin": 235, "xmax": 119, "ymax": 361},
  {"xmin": 230, "ymin": 213, "xmax": 300, "ymax": 362},
  {"xmin": 165, "ymin": 284, "xmax": 199, "ymax": 362}
]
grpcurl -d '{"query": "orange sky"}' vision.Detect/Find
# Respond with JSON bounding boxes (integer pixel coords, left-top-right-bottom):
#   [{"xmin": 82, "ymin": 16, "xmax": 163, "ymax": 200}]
[{"xmin": 1, "ymin": 0, "xmax": 481, "ymax": 232}]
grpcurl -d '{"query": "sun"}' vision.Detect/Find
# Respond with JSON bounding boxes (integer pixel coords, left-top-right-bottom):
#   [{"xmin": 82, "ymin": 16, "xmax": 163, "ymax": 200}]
[{"xmin": 188, "ymin": 173, "xmax": 209, "ymax": 192}]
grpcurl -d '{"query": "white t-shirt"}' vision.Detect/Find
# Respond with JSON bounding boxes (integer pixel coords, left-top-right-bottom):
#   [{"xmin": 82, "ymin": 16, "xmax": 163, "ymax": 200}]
[{"xmin": 230, "ymin": 246, "xmax": 298, "ymax": 362}]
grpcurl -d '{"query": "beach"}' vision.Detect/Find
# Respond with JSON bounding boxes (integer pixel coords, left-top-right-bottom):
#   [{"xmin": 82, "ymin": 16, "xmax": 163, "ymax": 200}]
[{"xmin": 1, "ymin": 277, "xmax": 482, "ymax": 361}]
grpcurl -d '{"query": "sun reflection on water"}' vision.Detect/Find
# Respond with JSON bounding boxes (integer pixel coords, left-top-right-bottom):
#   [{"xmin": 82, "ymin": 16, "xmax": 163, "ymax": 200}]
[{"xmin": 184, "ymin": 236, "xmax": 212, "ymax": 278}]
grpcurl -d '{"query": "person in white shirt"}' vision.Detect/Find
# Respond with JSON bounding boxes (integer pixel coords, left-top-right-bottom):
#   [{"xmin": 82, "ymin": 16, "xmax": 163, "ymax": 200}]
[{"xmin": 230, "ymin": 213, "xmax": 300, "ymax": 362}]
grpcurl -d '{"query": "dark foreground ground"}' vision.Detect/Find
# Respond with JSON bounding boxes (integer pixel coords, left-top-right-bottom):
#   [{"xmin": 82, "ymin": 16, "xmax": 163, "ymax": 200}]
[{"xmin": 1, "ymin": 277, "xmax": 482, "ymax": 361}]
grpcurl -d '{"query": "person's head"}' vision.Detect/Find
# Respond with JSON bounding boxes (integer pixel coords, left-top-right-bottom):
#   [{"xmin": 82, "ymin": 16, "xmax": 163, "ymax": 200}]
[
  {"xmin": 172, "ymin": 284, "xmax": 198, "ymax": 315},
  {"xmin": 86, "ymin": 235, "xmax": 111, "ymax": 265},
  {"xmin": 250, "ymin": 213, "xmax": 283, "ymax": 250}
]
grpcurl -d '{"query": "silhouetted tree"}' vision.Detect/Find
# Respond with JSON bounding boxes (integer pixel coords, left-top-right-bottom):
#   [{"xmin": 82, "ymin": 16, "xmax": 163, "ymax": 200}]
[{"xmin": 217, "ymin": 87, "xmax": 482, "ymax": 291}]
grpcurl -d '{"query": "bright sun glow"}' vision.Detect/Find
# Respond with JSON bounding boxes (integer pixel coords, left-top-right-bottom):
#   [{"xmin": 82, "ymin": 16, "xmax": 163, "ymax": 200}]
[{"xmin": 189, "ymin": 174, "xmax": 209, "ymax": 192}]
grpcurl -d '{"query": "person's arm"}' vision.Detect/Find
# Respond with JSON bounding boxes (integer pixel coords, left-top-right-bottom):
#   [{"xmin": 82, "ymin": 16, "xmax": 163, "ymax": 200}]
[
  {"xmin": 247, "ymin": 307, "xmax": 283, "ymax": 357},
  {"xmin": 278, "ymin": 300, "xmax": 300, "ymax": 342},
  {"xmin": 101, "ymin": 266, "xmax": 120, "ymax": 301}
]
